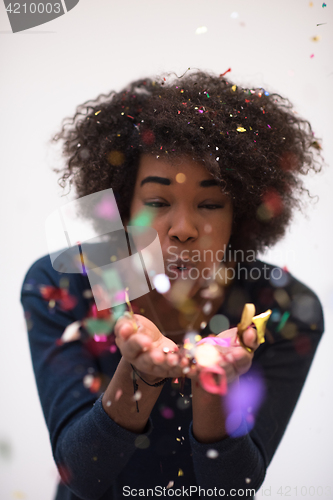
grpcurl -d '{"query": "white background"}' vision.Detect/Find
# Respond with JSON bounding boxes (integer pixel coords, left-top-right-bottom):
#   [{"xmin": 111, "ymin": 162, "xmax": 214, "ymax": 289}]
[{"xmin": 0, "ymin": 1, "xmax": 332, "ymax": 499}]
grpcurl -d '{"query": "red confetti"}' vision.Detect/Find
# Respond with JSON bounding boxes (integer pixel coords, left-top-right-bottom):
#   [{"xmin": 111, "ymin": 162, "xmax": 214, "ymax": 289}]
[
  {"xmin": 220, "ymin": 68, "xmax": 232, "ymax": 77},
  {"xmin": 40, "ymin": 286, "xmax": 78, "ymax": 311},
  {"xmin": 262, "ymin": 189, "xmax": 284, "ymax": 217},
  {"xmin": 141, "ymin": 129, "xmax": 155, "ymax": 145}
]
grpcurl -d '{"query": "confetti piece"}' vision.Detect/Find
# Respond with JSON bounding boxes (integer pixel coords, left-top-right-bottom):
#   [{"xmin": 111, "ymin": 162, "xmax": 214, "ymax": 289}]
[
  {"xmin": 245, "ymin": 478, "xmax": 252, "ymax": 484},
  {"xmin": 132, "ymin": 390, "xmax": 142, "ymax": 401},
  {"xmin": 231, "ymin": 85, "xmax": 237, "ymax": 91},
  {"xmin": 166, "ymin": 481, "xmax": 174, "ymax": 489},
  {"xmin": 12, "ymin": 492, "xmax": 26, "ymax": 499},
  {"xmin": 115, "ymin": 389, "xmax": 123, "ymax": 401},
  {"xmin": 237, "ymin": 303, "xmax": 256, "ymax": 344},
  {"xmin": 175, "ymin": 172, "xmax": 186, "ymax": 183},
  {"xmin": 60, "ymin": 321, "xmax": 82, "ymax": 343},
  {"xmin": 220, "ymin": 68, "xmax": 231, "ymax": 77},
  {"xmin": 0, "ymin": 439, "xmax": 12, "ymax": 460},
  {"xmin": 135, "ymin": 435, "xmax": 150, "ymax": 449},
  {"xmin": 153, "ymin": 274, "xmax": 171, "ymax": 294},
  {"xmin": 199, "ymin": 366, "xmax": 227, "ymax": 395},
  {"xmin": 131, "ymin": 207, "xmax": 155, "ymax": 227},
  {"xmin": 206, "ymin": 449, "xmax": 219, "ymax": 459},
  {"xmin": 160, "ymin": 406, "xmax": 175, "ymax": 419},
  {"xmin": 276, "ymin": 311, "xmax": 290, "ymax": 332},
  {"xmin": 195, "ymin": 343, "xmax": 221, "ymax": 367},
  {"xmin": 310, "ymin": 53, "xmax": 315, "ymax": 58},
  {"xmin": 252, "ymin": 310, "xmax": 272, "ymax": 344},
  {"xmin": 178, "ymin": 468, "xmax": 184, "ymax": 476},
  {"xmin": 309, "ymin": 1, "xmax": 313, "ymax": 6},
  {"xmin": 322, "ymin": 2, "xmax": 326, "ymax": 6},
  {"xmin": 209, "ymin": 314, "xmax": 230, "ymax": 334},
  {"xmin": 311, "ymin": 35, "xmax": 321, "ymax": 41},
  {"xmin": 203, "ymin": 301, "xmax": 213, "ymax": 315},
  {"xmin": 84, "ymin": 318, "xmax": 114, "ymax": 336},
  {"xmin": 197, "ymin": 336, "xmax": 231, "ymax": 347},
  {"xmin": 94, "ymin": 195, "xmax": 118, "ymax": 219},
  {"xmin": 195, "ymin": 26, "xmax": 208, "ymax": 35},
  {"xmin": 107, "ymin": 150, "xmax": 125, "ymax": 167}
]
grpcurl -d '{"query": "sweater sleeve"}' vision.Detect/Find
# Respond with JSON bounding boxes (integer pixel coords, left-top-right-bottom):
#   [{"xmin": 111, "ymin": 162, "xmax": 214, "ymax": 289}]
[
  {"xmin": 188, "ymin": 271, "xmax": 324, "ymax": 497},
  {"xmin": 20, "ymin": 256, "xmax": 151, "ymax": 500}
]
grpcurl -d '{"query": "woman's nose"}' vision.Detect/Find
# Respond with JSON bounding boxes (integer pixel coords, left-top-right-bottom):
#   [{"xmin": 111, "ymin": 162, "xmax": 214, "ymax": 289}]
[{"xmin": 168, "ymin": 210, "xmax": 199, "ymax": 243}]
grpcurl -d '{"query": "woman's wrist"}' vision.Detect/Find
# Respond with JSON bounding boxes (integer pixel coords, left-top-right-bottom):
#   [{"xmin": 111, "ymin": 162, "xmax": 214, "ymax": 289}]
[{"xmin": 130, "ymin": 362, "xmax": 169, "ymax": 386}]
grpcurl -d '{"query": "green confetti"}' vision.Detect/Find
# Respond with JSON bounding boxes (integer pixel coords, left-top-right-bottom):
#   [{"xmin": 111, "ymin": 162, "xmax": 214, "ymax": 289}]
[
  {"xmin": 130, "ymin": 207, "xmax": 155, "ymax": 227},
  {"xmin": 276, "ymin": 311, "xmax": 290, "ymax": 332},
  {"xmin": 84, "ymin": 318, "xmax": 115, "ymax": 336}
]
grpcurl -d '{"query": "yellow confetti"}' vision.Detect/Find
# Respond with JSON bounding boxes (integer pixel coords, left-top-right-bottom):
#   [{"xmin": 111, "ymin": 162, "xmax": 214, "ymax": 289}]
[
  {"xmin": 238, "ymin": 304, "xmax": 256, "ymax": 334},
  {"xmin": 311, "ymin": 35, "xmax": 321, "ymax": 42},
  {"xmin": 252, "ymin": 310, "xmax": 272, "ymax": 344},
  {"xmin": 95, "ymin": 110, "xmax": 101, "ymax": 115},
  {"xmin": 237, "ymin": 127, "xmax": 247, "ymax": 133},
  {"xmin": 195, "ymin": 26, "xmax": 208, "ymax": 35},
  {"xmin": 231, "ymin": 85, "xmax": 237, "ymax": 91},
  {"xmin": 178, "ymin": 468, "xmax": 184, "ymax": 476},
  {"xmin": 175, "ymin": 172, "xmax": 186, "ymax": 183},
  {"xmin": 194, "ymin": 343, "xmax": 220, "ymax": 367},
  {"xmin": 12, "ymin": 493, "xmax": 26, "ymax": 500},
  {"xmin": 107, "ymin": 150, "xmax": 125, "ymax": 166}
]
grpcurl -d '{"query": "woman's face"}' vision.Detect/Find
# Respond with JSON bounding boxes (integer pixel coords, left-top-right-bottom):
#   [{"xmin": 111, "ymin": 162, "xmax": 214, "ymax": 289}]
[{"xmin": 129, "ymin": 154, "xmax": 233, "ymax": 296}]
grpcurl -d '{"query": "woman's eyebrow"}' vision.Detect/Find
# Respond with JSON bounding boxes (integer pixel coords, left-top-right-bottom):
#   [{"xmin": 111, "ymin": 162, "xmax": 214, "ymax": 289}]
[
  {"xmin": 140, "ymin": 176, "xmax": 171, "ymax": 186},
  {"xmin": 200, "ymin": 179, "xmax": 220, "ymax": 187}
]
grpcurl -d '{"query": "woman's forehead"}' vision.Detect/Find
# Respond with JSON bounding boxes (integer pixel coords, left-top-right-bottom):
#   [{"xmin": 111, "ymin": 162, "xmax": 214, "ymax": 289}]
[{"xmin": 137, "ymin": 154, "xmax": 216, "ymax": 183}]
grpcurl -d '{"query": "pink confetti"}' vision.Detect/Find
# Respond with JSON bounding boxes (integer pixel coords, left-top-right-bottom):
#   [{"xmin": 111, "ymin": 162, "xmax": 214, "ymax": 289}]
[
  {"xmin": 94, "ymin": 195, "xmax": 117, "ymax": 220},
  {"xmin": 160, "ymin": 406, "xmax": 175, "ymax": 419},
  {"xmin": 310, "ymin": 54, "xmax": 315, "ymax": 58},
  {"xmin": 197, "ymin": 337, "xmax": 231, "ymax": 347},
  {"xmin": 199, "ymin": 366, "xmax": 227, "ymax": 395},
  {"xmin": 115, "ymin": 389, "xmax": 123, "ymax": 401}
]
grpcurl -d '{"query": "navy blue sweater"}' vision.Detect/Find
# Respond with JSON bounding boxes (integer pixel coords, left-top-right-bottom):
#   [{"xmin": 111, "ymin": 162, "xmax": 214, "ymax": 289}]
[{"xmin": 20, "ymin": 256, "xmax": 324, "ymax": 500}]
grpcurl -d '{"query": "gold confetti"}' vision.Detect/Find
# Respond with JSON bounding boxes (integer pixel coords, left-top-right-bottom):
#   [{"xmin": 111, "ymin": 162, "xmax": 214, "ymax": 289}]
[
  {"xmin": 195, "ymin": 26, "xmax": 208, "ymax": 35},
  {"xmin": 237, "ymin": 127, "xmax": 246, "ymax": 132},
  {"xmin": 231, "ymin": 85, "xmax": 237, "ymax": 91},
  {"xmin": 178, "ymin": 468, "xmax": 184, "ymax": 476},
  {"xmin": 175, "ymin": 172, "xmax": 186, "ymax": 183},
  {"xmin": 95, "ymin": 110, "xmax": 101, "ymax": 115},
  {"xmin": 311, "ymin": 35, "xmax": 321, "ymax": 42},
  {"xmin": 107, "ymin": 150, "xmax": 125, "ymax": 166},
  {"xmin": 252, "ymin": 310, "xmax": 272, "ymax": 344}
]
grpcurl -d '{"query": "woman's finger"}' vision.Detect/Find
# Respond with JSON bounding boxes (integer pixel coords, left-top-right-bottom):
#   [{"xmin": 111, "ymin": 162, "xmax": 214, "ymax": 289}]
[{"xmin": 117, "ymin": 333, "xmax": 152, "ymax": 360}]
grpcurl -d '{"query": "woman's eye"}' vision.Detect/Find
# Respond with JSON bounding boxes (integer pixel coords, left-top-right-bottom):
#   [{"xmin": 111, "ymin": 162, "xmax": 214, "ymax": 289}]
[
  {"xmin": 200, "ymin": 204, "xmax": 224, "ymax": 210},
  {"xmin": 144, "ymin": 202, "xmax": 168, "ymax": 208}
]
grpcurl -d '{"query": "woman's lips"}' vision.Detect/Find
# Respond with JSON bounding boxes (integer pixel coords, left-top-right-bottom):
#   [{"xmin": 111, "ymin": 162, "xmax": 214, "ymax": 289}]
[{"xmin": 166, "ymin": 260, "xmax": 195, "ymax": 279}]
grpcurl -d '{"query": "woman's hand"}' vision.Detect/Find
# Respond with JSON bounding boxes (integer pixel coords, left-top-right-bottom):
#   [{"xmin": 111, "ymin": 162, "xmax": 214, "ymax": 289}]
[
  {"xmin": 114, "ymin": 314, "xmax": 188, "ymax": 382},
  {"xmin": 187, "ymin": 326, "xmax": 259, "ymax": 388},
  {"xmin": 217, "ymin": 326, "xmax": 259, "ymax": 384}
]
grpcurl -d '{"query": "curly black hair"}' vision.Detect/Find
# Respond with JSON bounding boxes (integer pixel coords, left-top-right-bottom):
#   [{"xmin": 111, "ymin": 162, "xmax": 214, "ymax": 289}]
[{"xmin": 52, "ymin": 70, "xmax": 323, "ymax": 255}]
